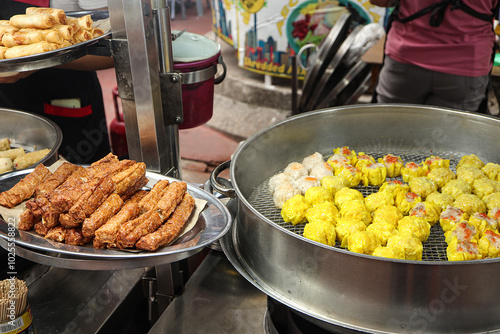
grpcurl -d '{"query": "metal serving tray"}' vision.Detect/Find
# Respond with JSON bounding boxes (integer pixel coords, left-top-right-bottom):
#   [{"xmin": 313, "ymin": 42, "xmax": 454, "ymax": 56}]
[
  {"xmin": 0, "ymin": 10, "xmax": 111, "ymax": 73},
  {"xmin": 0, "ymin": 170, "xmax": 232, "ymax": 270}
]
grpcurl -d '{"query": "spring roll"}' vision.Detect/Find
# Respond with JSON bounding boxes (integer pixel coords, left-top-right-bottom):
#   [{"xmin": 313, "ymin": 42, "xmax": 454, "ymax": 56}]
[
  {"xmin": 2, "ymin": 29, "xmax": 44, "ymax": 47},
  {"xmin": 26, "ymin": 7, "xmax": 66, "ymax": 25},
  {"xmin": 9, "ymin": 14, "xmax": 56, "ymax": 29},
  {"xmin": 0, "ymin": 46, "xmax": 7, "ymax": 59},
  {"xmin": 13, "ymin": 148, "xmax": 50, "ymax": 169},
  {"xmin": 0, "ymin": 25, "xmax": 19, "ymax": 44},
  {"xmin": 52, "ymin": 24, "xmax": 74, "ymax": 40},
  {"xmin": 73, "ymin": 28, "xmax": 92, "ymax": 43},
  {"xmin": 4, "ymin": 41, "xmax": 59, "ymax": 59},
  {"xmin": 67, "ymin": 15, "xmax": 92, "ymax": 30}
]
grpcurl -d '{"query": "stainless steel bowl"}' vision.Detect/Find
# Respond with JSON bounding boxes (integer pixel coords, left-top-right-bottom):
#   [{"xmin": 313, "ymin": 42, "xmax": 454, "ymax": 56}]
[
  {"xmin": 213, "ymin": 104, "xmax": 500, "ymax": 333},
  {"xmin": 0, "ymin": 108, "xmax": 62, "ymax": 169}
]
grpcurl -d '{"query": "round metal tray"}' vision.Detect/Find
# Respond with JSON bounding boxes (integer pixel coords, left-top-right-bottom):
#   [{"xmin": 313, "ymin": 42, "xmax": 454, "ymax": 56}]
[
  {"xmin": 0, "ymin": 170, "xmax": 232, "ymax": 270},
  {"xmin": 0, "ymin": 10, "xmax": 111, "ymax": 73}
]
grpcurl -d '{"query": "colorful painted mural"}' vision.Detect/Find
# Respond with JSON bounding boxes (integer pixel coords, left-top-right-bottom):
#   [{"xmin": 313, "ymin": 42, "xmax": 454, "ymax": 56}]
[{"xmin": 212, "ymin": 0, "xmax": 388, "ymax": 79}]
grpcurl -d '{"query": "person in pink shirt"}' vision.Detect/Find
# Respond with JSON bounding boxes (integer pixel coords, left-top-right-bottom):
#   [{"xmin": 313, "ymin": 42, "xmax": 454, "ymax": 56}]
[{"xmin": 370, "ymin": 0, "xmax": 499, "ymax": 113}]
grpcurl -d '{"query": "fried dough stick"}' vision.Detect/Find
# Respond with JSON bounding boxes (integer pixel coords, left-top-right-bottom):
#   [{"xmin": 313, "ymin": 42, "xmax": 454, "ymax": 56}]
[
  {"xmin": 0, "ymin": 164, "xmax": 51, "ymax": 208},
  {"xmin": 66, "ymin": 228, "xmax": 91, "ymax": 246},
  {"xmin": 136, "ymin": 193, "xmax": 195, "ymax": 251},
  {"xmin": 18, "ymin": 207, "xmax": 39, "ymax": 230},
  {"xmin": 35, "ymin": 162, "xmax": 78, "ymax": 198},
  {"xmin": 112, "ymin": 162, "xmax": 147, "ymax": 197},
  {"xmin": 82, "ymin": 193, "xmax": 123, "ymax": 238},
  {"xmin": 156, "ymin": 181, "xmax": 187, "ymax": 218},
  {"xmin": 45, "ymin": 225, "xmax": 67, "ymax": 242},
  {"xmin": 93, "ymin": 190, "xmax": 146, "ymax": 248},
  {"xmin": 59, "ymin": 175, "xmax": 116, "ymax": 228},
  {"xmin": 20, "ymin": 162, "xmax": 79, "ymax": 230},
  {"xmin": 34, "ymin": 221, "xmax": 49, "ymax": 236},
  {"xmin": 116, "ymin": 181, "xmax": 186, "ymax": 248},
  {"xmin": 138, "ymin": 179, "xmax": 169, "ymax": 213},
  {"xmin": 48, "ymin": 166, "xmax": 90, "ymax": 212}
]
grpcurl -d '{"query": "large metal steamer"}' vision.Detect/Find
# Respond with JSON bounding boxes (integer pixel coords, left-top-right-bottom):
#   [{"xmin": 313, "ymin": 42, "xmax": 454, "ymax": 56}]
[{"xmin": 213, "ymin": 104, "xmax": 500, "ymax": 333}]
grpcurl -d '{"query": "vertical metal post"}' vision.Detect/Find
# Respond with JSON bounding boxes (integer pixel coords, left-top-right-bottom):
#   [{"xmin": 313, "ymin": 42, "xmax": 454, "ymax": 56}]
[{"xmin": 107, "ymin": 0, "xmax": 182, "ymax": 177}]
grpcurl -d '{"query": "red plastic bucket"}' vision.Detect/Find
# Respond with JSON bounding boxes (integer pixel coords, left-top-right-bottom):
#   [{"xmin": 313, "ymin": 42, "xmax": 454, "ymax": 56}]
[{"xmin": 172, "ymin": 31, "xmax": 226, "ymax": 129}]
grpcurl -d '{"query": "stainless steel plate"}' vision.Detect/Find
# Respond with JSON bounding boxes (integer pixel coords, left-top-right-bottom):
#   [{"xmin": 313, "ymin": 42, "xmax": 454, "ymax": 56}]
[
  {"xmin": 0, "ymin": 170, "xmax": 232, "ymax": 269},
  {"xmin": 0, "ymin": 10, "xmax": 111, "ymax": 73}
]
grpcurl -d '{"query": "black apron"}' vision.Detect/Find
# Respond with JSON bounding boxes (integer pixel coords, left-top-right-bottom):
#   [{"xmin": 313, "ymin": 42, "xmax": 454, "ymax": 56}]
[{"xmin": 0, "ymin": 1, "xmax": 111, "ymax": 164}]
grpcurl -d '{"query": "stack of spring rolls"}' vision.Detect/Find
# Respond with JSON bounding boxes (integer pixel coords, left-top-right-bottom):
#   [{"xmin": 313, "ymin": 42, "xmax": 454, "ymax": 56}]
[{"xmin": 0, "ymin": 7, "xmax": 104, "ymax": 60}]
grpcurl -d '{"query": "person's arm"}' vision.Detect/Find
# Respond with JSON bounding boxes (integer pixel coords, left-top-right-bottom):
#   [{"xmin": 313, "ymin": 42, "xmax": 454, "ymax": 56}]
[{"xmin": 370, "ymin": 0, "xmax": 398, "ymax": 7}]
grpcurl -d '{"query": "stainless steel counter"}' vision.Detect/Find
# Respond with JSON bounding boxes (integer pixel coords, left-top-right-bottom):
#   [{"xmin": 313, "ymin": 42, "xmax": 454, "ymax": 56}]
[{"xmin": 149, "ymin": 251, "xmax": 268, "ymax": 334}]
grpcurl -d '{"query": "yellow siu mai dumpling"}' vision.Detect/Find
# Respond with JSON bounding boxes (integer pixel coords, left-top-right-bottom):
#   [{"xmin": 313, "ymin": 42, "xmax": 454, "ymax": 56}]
[
  {"xmin": 401, "ymin": 162, "xmax": 426, "ymax": 183},
  {"xmin": 333, "ymin": 146, "xmax": 357, "ymax": 165},
  {"xmin": 346, "ymin": 231, "xmax": 381, "ymax": 255},
  {"xmin": 478, "ymin": 229, "xmax": 500, "ymax": 258},
  {"xmin": 334, "ymin": 164, "xmax": 362, "ymax": 188},
  {"xmin": 360, "ymin": 162, "xmax": 387, "ymax": 187},
  {"xmin": 281, "ymin": 194, "xmax": 310, "ymax": 225},
  {"xmin": 472, "ymin": 178, "xmax": 500, "ymax": 199},
  {"xmin": 444, "ymin": 221, "xmax": 478, "ymax": 244},
  {"xmin": 320, "ymin": 175, "xmax": 348, "ymax": 197},
  {"xmin": 409, "ymin": 201, "xmax": 440, "ymax": 226},
  {"xmin": 378, "ymin": 154, "xmax": 403, "ymax": 178},
  {"xmin": 334, "ymin": 187, "xmax": 364, "ymax": 209},
  {"xmin": 340, "ymin": 200, "xmax": 372, "ymax": 226},
  {"xmin": 422, "ymin": 156, "xmax": 450, "ymax": 170},
  {"xmin": 379, "ymin": 180, "xmax": 410, "ymax": 198},
  {"xmin": 439, "ymin": 206, "xmax": 469, "ymax": 232},
  {"xmin": 469, "ymin": 212, "xmax": 498, "ymax": 238},
  {"xmin": 386, "ymin": 234, "xmax": 423, "ymax": 261},
  {"xmin": 304, "ymin": 186, "xmax": 333, "ymax": 207},
  {"xmin": 395, "ymin": 191, "xmax": 422, "ymax": 215},
  {"xmin": 457, "ymin": 154, "xmax": 485, "ymax": 169},
  {"xmin": 441, "ymin": 179, "xmax": 472, "ymax": 200},
  {"xmin": 409, "ymin": 176, "xmax": 437, "ymax": 200},
  {"xmin": 482, "ymin": 162, "xmax": 500, "ymax": 181},
  {"xmin": 397, "ymin": 216, "xmax": 431, "ymax": 243},
  {"xmin": 303, "ymin": 221, "xmax": 336, "ymax": 247},
  {"xmin": 366, "ymin": 222, "xmax": 397, "ymax": 245},
  {"xmin": 372, "ymin": 246, "xmax": 405, "ymax": 259},
  {"xmin": 327, "ymin": 153, "xmax": 350, "ymax": 171},
  {"xmin": 457, "ymin": 166, "xmax": 486, "ymax": 186},
  {"xmin": 488, "ymin": 207, "xmax": 500, "ymax": 221},
  {"xmin": 335, "ymin": 218, "xmax": 366, "ymax": 246},
  {"xmin": 453, "ymin": 193, "xmax": 486, "ymax": 216},
  {"xmin": 305, "ymin": 201, "xmax": 339, "ymax": 226},
  {"xmin": 425, "ymin": 191, "xmax": 454, "ymax": 215},
  {"xmin": 372, "ymin": 205, "xmax": 403, "ymax": 227},
  {"xmin": 483, "ymin": 192, "xmax": 500, "ymax": 211},
  {"xmin": 355, "ymin": 152, "xmax": 375, "ymax": 169},
  {"xmin": 447, "ymin": 239, "xmax": 482, "ymax": 261},
  {"xmin": 427, "ymin": 167, "xmax": 456, "ymax": 189},
  {"xmin": 364, "ymin": 191, "xmax": 394, "ymax": 213}
]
